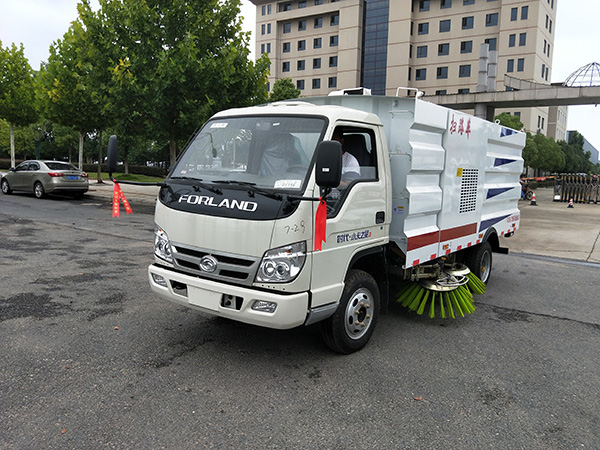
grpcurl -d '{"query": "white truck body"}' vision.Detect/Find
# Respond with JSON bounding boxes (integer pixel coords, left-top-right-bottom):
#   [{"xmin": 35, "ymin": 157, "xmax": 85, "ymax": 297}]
[{"xmin": 147, "ymin": 95, "xmax": 525, "ymax": 352}]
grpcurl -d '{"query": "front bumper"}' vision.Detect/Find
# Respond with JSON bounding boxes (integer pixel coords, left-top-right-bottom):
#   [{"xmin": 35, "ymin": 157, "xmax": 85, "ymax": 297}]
[{"xmin": 148, "ymin": 264, "xmax": 309, "ymax": 329}]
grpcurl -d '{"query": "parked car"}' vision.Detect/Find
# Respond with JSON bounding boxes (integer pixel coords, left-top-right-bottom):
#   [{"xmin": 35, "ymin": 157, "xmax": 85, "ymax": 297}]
[{"xmin": 1, "ymin": 160, "xmax": 89, "ymax": 199}]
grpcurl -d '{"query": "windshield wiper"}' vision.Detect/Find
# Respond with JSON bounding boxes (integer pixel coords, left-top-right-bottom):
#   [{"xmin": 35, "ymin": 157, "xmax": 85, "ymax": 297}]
[
  {"xmin": 212, "ymin": 180, "xmax": 283, "ymax": 201},
  {"xmin": 169, "ymin": 176, "xmax": 222, "ymax": 195}
]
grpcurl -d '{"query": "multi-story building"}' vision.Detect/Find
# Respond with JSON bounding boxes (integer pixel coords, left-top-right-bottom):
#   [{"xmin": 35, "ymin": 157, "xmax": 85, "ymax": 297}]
[{"xmin": 251, "ymin": 0, "xmax": 561, "ymax": 138}]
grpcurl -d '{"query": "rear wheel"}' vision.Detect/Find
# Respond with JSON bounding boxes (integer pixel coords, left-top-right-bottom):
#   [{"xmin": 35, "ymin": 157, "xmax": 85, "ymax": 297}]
[
  {"xmin": 466, "ymin": 241, "xmax": 492, "ymax": 284},
  {"xmin": 34, "ymin": 182, "xmax": 46, "ymax": 199},
  {"xmin": 320, "ymin": 270, "xmax": 379, "ymax": 354},
  {"xmin": 1, "ymin": 178, "xmax": 11, "ymax": 195}
]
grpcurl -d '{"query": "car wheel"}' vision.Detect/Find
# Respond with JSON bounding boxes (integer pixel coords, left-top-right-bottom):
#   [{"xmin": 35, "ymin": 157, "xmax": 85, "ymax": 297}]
[
  {"xmin": 320, "ymin": 270, "xmax": 380, "ymax": 354},
  {"xmin": 466, "ymin": 241, "xmax": 493, "ymax": 284},
  {"xmin": 34, "ymin": 182, "xmax": 46, "ymax": 199},
  {"xmin": 1, "ymin": 178, "xmax": 12, "ymax": 195}
]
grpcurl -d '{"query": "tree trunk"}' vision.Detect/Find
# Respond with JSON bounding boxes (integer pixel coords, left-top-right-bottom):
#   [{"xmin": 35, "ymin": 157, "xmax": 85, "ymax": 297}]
[
  {"xmin": 97, "ymin": 129, "xmax": 104, "ymax": 183},
  {"xmin": 10, "ymin": 122, "xmax": 15, "ymax": 168},
  {"xmin": 78, "ymin": 132, "xmax": 84, "ymax": 170},
  {"xmin": 169, "ymin": 139, "xmax": 177, "ymax": 170}
]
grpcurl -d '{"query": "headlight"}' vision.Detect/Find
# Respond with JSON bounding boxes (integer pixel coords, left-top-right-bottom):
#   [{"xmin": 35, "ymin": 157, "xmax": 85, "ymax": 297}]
[
  {"xmin": 256, "ymin": 241, "xmax": 306, "ymax": 283},
  {"xmin": 154, "ymin": 227, "xmax": 173, "ymax": 263}
]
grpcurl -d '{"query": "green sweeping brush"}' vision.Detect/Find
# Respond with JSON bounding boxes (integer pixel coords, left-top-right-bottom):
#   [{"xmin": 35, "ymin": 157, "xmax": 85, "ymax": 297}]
[{"xmin": 396, "ymin": 273, "xmax": 484, "ymax": 319}]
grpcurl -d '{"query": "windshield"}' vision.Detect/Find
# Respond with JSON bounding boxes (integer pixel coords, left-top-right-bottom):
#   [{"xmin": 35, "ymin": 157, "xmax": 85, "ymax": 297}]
[{"xmin": 171, "ymin": 115, "xmax": 326, "ymax": 192}]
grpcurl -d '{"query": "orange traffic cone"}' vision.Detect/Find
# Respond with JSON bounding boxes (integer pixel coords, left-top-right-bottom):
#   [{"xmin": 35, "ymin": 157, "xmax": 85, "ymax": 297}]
[
  {"xmin": 568, "ymin": 198, "xmax": 574, "ymax": 208},
  {"xmin": 530, "ymin": 192, "xmax": 538, "ymax": 206}
]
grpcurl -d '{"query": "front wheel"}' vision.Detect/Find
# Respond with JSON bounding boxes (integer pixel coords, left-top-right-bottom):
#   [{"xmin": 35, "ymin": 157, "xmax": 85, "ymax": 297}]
[
  {"xmin": 466, "ymin": 241, "xmax": 492, "ymax": 284},
  {"xmin": 320, "ymin": 270, "xmax": 380, "ymax": 354},
  {"xmin": 1, "ymin": 178, "xmax": 12, "ymax": 195},
  {"xmin": 34, "ymin": 182, "xmax": 46, "ymax": 199}
]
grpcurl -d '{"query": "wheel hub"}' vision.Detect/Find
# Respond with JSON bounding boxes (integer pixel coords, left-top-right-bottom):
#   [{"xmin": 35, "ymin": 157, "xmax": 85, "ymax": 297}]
[{"xmin": 344, "ymin": 288, "xmax": 373, "ymax": 340}]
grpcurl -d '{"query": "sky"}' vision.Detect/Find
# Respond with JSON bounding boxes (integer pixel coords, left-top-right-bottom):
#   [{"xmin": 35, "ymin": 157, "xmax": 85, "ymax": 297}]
[{"xmin": 1, "ymin": 0, "xmax": 599, "ymax": 149}]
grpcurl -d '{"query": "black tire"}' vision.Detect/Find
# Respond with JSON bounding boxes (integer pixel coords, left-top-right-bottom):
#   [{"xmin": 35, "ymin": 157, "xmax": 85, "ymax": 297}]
[
  {"xmin": 525, "ymin": 190, "xmax": 533, "ymax": 201},
  {"xmin": 34, "ymin": 182, "xmax": 46, "ymax": 199},
  {"xmin": 320, "ymin": 270, "xmax": 380, "ymax": 354},
  {"xmin": 466, "ymin": 241, "xmax": 493, "ymax": 284},
  {"xmin": 1, "ymin": 178, "xmax": 12, "ymax": 195}
]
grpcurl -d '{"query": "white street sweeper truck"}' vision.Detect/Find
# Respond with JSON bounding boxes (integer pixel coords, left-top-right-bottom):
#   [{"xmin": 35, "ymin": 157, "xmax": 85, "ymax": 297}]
[{"xmin": 108, "ymin": 91, "xmax": 525, "ymax": 353}]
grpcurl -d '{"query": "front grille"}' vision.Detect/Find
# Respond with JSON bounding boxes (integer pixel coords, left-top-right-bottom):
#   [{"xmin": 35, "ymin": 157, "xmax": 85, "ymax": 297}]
[{"xmin": 171, "ymin": 243, "xmax": 260, "ymax": 286}]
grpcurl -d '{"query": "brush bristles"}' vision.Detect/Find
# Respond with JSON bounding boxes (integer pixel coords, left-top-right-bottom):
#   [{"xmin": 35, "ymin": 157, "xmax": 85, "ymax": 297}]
[{"xmin": 396, "ymin": 280, "xmax": 482, "ymax": 319}]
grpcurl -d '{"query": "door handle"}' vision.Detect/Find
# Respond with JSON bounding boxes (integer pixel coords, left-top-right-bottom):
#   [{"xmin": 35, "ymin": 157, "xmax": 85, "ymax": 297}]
[{"xmin": 376, "ymin": 211, "xmax": 385, "ymax": 224}]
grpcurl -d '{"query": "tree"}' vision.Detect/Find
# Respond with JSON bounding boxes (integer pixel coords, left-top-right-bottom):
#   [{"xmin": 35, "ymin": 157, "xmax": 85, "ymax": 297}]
[
  {"xmin": 494, "ymin": 112, "xmax": 523, "ymax": 132},
  {"xmin": 38, "ymin": 22, "xmax": 105, "ymax": 170},
  {"xmin": 0, "ymin": 41, "xmax": 38, "ymax": 167},
  {"xmin": 82, "ymin": 0, "xmax": 269, "ymax": 169},
  {"xmin": 269, "ymin": 78, "xmax": 301, "ymax": 102}
]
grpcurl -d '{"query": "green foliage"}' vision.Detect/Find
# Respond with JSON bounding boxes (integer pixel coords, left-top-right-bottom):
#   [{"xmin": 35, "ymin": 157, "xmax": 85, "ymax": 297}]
[
  {"xmin": 0, "ymin": 42, "xmax": 38, "ymax": 127},
  {"xmin": 269, "ymin": 78, "xmax": 301, "ymax": 102},
  {"xmin": 559, "ymin": 131, "xmax": 594, "ymax": 174},
  {"xmin": 494, "ymin": 112, "xmax": 523, "ymax": 132},
  {"xmin": 0, "ymin": 119, "xmax": 35, "ymax": 159}
]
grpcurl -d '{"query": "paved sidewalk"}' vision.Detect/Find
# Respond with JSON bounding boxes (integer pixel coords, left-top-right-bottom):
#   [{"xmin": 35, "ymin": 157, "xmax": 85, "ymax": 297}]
[{"xmin": 87, "ymin": 179, "xmax": 160, "ymax": 204}]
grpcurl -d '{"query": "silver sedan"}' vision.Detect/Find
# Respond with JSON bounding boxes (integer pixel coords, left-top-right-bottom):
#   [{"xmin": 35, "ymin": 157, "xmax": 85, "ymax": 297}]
[{"xmin": 1, "ymin": 160, "xmax": 89, "ymax": 199}]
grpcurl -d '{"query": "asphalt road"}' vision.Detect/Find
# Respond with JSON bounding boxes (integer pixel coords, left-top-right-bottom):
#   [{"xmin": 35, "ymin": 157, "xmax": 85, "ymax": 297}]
[{"xmin": 1, "ymin": 192, "xmax": 599, "ymax": 449}]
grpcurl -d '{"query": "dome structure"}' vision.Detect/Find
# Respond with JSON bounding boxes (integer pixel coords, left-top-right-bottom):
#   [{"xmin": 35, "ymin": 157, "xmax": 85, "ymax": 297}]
[{"xmin": 563, "ymin": 62, "xmax": 600, "ymax": 87}]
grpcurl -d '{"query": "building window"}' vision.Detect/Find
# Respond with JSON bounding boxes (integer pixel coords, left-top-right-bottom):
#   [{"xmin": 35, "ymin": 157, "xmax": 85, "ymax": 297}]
[
  {"xmin": 330, "ymin": 35, "xmax": 338, "ymax": 47},
  {"xmin": 330, "ymin": 14, "xmax": 339, "ymax": 26},
  {"xmin": 280, "ymin": 2, "xmax": 291, "ymax": 12},
  {"xmin": 267, "ymin": 43, "xmax": 271, "ymax": 53},
  {"xmin": 313, "ymin": 58, "xmax": 321, "ymax": 69},
  {"xmin": 313, "ymin": 38, "xmax": 322, "ymax": 49},
  {"xmin": 299, "ymin": 0, "xmax": 306, "ymax": 8},
  {"xmin": 283, "ymin": 23, "xmax": 291, "ymax": 33},
  {"xmin": 314, "ymin": 17, "xmax": 323, "ymax": 28},
  {"xmin": 441, "ymin": 0, "xmax": 452, "ymax": 8},
  {"xmin": 261, "ymin": 5, "xmax": 266, "ymax": 16},
  {"xmin": 283, "ymin": 42, "xmax": 290, "ymax": 52},
  {"xmin": 460, "ymin": 40, "xmax": 472, "ymax": 53},
  {"xmin": 260, "ymin": 43, "xmax": 265, "ymax": 54},
  {"xmin": 463, "ymin": 0, "xmax": 474, "ymax": 4},
  {"xmin": 519, "ymin": 33, "xmax": 526, "ymax": 46},
  {"xmin": 459, "ymin": 64, "xmax": 471, "ymax": 77},
  {"xmin": 417, "ymin": 45, "xmax": 428, "ymax": 58},
  {"xmin": 507, "ymin": 59, "xmax": 514, "ymax": 72},
  {"xmin": 297, "ymin": 79, "xmax": 305, "ymax": 90},
  {"xmin": 315, "ymin": 0, "xmax": 323, "ymax": 4},
  {"xmin": 298, "ymin": 20, "xmax": 306, "ymax": 31},
  {"xmin": 458, "ymin": 88, "xmax": 470, "ymax": 94},
  {"xmin": 511, "ymin": 7, "xmax": 518, "ymax": 21},
  {"xmin": 329, "ymin": 56, "xmax": 338, "ymax": 67},
  {"xmin": 437, "ymin": 67, "xmax": 448, "ymax": 79},
  {"xmin": 485, "ymin": 38, "xmax": 497, "ymax": 51},
  {"xmin": 438, "ymin": 43, "xmax": 450, "ymax": 56},
  {"xmin": 541, "ymin": 63, "xmax": 546, "ymax": 79},
  {"xmin": 298, "ymin": 40, "xmax": 306, "ymax": 51},
  {"xmin": 509, "ymin": 34, "xmax": 516, "ymax": 47},
  {"xmin": 416, "ymin": 68, "xmax": 427, "ymax": 81},
  {"xmin": 439, "ymin": 20, "xmax": 451, "ymax": 33},
  {"xmin": 282, "ymin": 61, "xmax": 290, "ymax": 72},
  {"xmin": 419, "ymin": 1, "xmax": 430, "ymax": 12},
  {"xmin": 462, "ymin": 16, "xmax": 474, "ymax": 29},
  {"xmin": 328, "ymin": 77, "xmax": 337, "ymax": 88},
  {"xmin": 521, "ymin": 6, "xmax": 529, "ymax": 20},
  {"xmin": 297, "ymin": 60, "xmax": 305, "ymax": 71},
  {"xmin": 312, "ymin": 78, "xmax": 321, "ymax": 89},
  {"xmin": 486, "ymin": 13, "xmax": 498, "ymax": 26},
  {"xmin": 517, "ymin": 58, "xmax": 525, "ymax": 72},
  {"xmin": 261, "ymin": 24, "xmax": 265, "ymax": 35},
  {"xmin": 436, "ymin": 90, "xmax": 447, "ymax": 95},
  {"xmin": 418, "ymin": 23, "xmax": 429, "ymax": 35}
]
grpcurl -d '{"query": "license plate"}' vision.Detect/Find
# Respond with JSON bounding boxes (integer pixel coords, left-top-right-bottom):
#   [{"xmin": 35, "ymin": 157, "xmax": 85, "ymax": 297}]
[
  {"xmin": 188, "ymin": 286, "xmax": 221, "ymax": 311},
  {"xmin": 67, "ymin": 175, "xmax": 79, "ymax": 180}
]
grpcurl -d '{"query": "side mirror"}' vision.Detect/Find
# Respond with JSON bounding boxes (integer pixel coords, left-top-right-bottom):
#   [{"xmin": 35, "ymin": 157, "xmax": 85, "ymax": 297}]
[
  {"xmin": 107, "ymin": 135, "xmax": 118, "ymax": 174},
  {"xmin": 315, "ymin": 140, "xmax": 342, "ymax": 188},
  {"xmin": 10, "ymin": 167, "xmax": 16, "ymax": 172}
]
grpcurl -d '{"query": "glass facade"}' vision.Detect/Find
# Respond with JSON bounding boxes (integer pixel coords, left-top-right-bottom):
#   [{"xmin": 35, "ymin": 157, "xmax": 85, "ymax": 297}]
[{"xmin": 361, "ymin": 0, "xmax": 390, "ymax": 95}]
